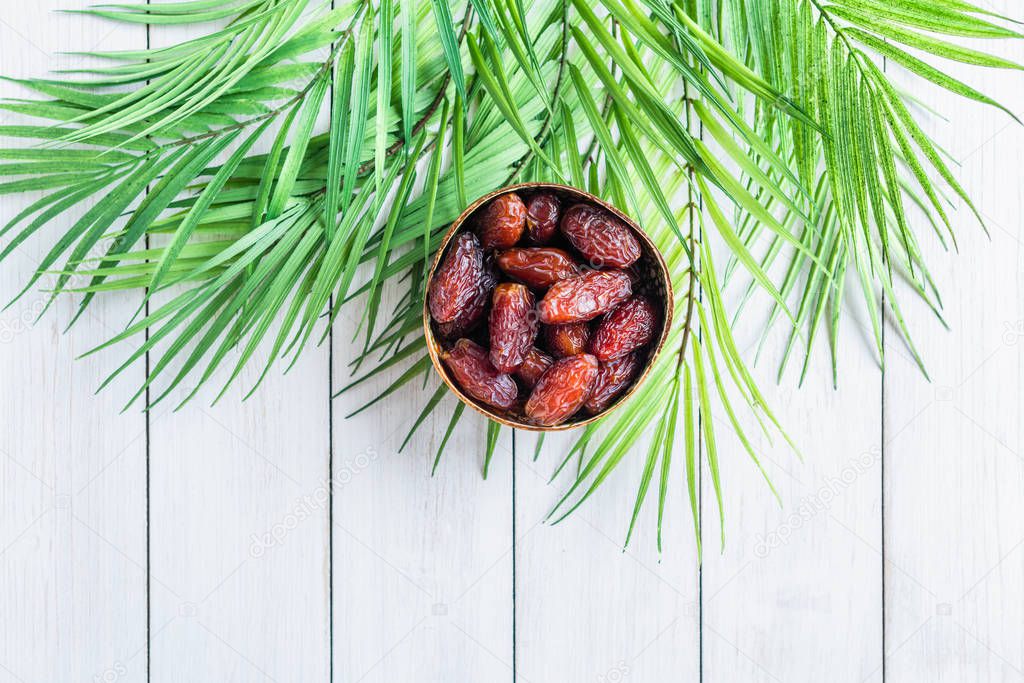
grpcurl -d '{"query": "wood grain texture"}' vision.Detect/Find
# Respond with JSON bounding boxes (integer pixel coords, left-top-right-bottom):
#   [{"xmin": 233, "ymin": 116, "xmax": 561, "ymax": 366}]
[
  {"xmin": 0, "ymin": 6, "xmax": 148, "ymax": 683},
  {"xmin": 700, "ymin": 318, "xmax": 883, "ymax": 682},
  {"xmin": 514, "ymin": 429, "xmax": 701, "ymax": 683},
  {"xmin": 331, "ymin": 292, "xmax": 514, "ymax": 682},
  {"xmin": 144, "ymin": 11, "xmax": 331, "ymax": 683},
  {"xmin": 883, "ymin": 4, "xmax": 1024, "ymax": 678},
  {"xmin": 0, "ymin": 2, "xmax": 1022, "ymax": 681}
]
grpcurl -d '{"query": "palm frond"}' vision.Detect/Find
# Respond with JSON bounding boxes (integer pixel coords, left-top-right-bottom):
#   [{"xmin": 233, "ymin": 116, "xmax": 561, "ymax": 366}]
[{"xmin": 0, "ymin": 0, "xmax": 1018, "ymax": 550}]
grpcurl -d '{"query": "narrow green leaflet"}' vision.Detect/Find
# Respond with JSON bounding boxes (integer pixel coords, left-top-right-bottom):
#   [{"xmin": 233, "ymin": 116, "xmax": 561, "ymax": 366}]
[
  {"xmin": 400, "ymin": 0, "xmax": 418, "ymax": 148},
  {"xmin": 341, "ymin": 14, "xmax": 375, "ymax": 214},
  {"xmin": 428, "ymin": 0, "xmax": 467, "ymax": 104},
  {"xmin": 268, "ymin": 75, "xmax": 329, "ymax": 217},
  {"xmin": 374, "ymin": 0, "xmax": 394, "ymax": 192},
  {"xmin": 326, "ymin": 40, "xmax": 356, "ymax": 241}
]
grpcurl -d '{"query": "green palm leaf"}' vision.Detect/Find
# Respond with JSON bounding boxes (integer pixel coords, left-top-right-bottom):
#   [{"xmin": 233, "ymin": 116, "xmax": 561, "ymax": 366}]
[{"xmin": 0, "ymin": 0, "xmax": 1018, "ymax": 550}]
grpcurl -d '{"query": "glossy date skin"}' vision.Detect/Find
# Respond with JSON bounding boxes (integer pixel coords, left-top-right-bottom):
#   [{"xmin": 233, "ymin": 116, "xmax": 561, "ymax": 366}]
[
  {"xmin": 543, "ymin": 322, "xmax": 590, "ymax": 358},
  {"xmin": 524, "ymin": 354, "xmax": 599, "ymax": 426},
  {"xmin": 589, "ymin": 296, "xmax": 659, "ymax": 360},
  {"xmin": 488, "ymin": 283, "xmax": 537, "ymax": 373},
  {"xmin": 515, "ymin": 347, "xmax": 554, "ymax": 389},
  {"xmin": 441, "ymin": 339, "xmax": 518, "ymax": 410},
  {"xmin": 537, "ymin": 270, "xmax": 632, "ymax": 324},
  {"xmin": 429, "ymin": 232, "xmax": 484, "ymax": 324},
  {"xmin": 525, "ymin": 192, "xmax": 560, "ymax": 244},
  {"xmin": 584, "ymin": 352, "xmax": 641, "ymax": 414},
  {"xmin": 477, "ymin": 192, "xmax": 527, "ymax": 250},
  {"xmin": 496, "ymin": 248, "xmax": 580, "ymax": 290},
  {"xmin": 430, "ymin": 190, "xmax": 663, "ymax": 424},
  {"xmin": 560, "ymin": 203, "xmax": 641, "ymax": 268},
  {"xmin": 435, "ymin": 263, "xmax": 498, "ymax": 338}
]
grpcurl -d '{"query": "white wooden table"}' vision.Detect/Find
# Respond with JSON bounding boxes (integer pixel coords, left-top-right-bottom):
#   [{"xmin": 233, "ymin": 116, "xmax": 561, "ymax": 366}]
[{"xmin": 1, "ymin": 3, "xmax": 1022, "ymax": 681}]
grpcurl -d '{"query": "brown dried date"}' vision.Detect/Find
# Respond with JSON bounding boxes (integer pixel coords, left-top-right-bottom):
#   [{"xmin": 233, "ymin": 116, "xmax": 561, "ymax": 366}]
[
  {"xmin": 429, "ymin": 187, "xmax": 665, "ymax": 426},
  {"xmin": 560, "ymin": 203, "xmax": 641, "ymax": 268},
  {"xmin": 489, "ymin": 283, "xmax": 537, "ymax": 373},
  {"xmin": 429, "ymin": 232, "xmax": 484, "ymax": 324},
  {"xmin": 496, "ymin": 248, "xmax": 580, "ymax": 290},
  {"xmin": 441, "ymin": 339, "xmax": 518, "ymax": 410},
  {"xmin": 435, "ymin": 264, "xmax": 498, "ymax": 338},
  {"xmin": 589, "ymin": 296, "xmax": 659, "ymax": 360},
  {"xmin": 515, "ymin": 347, "xmax": 554, "ymax": 389},
  {"xmin": 537, "ymin": 270, "xmax": 632, "ymax": 324},
  {"xmin": 584, "ymin": 353, "xmax": 641, "ymax": 414},
  {"xmin": 543, "ymin": 322, "xmax": 590, "ymax": 358},
  {"xmin": 477, "ymin": 192, "xmax": 527, "ymax": 250},
  {"xmin": 525, "ymin": 192, "xmax": 560, "ymax": 244},
  {"xmin": 524, "ymin": 354, "xmax": 599, "ymax": 426}
]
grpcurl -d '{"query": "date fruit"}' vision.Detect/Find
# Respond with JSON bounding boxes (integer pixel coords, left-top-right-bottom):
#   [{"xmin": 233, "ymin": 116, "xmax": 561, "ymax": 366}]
[
  {"xmin": 441, "ymin": 339, "xmax": 518, "ymax": 410},
  {"xmin": 543, "ymin": 322, "xmax": 590, "ymax": 358},
  {"xmin": 560, "ymin": 203, "xmax": 641, "ymax": 268},
  {"xmin": 515, "ymin": 347, "xmax": 554, "ymax": 389},
  {"xmin": 489, "ymin": 283, "xmax": 537, "ymax": 373},
  {"xmin": 589, "ymin": 296, "xmax": 659, "ymax": 360},
  {"xmin": 429, "ymin": 232, "xmax": 484, "ymax": 324},
  {"xmin": 584, "ymin": 353, "xmax": 641, "ymax": 414},
  {"xmin": 525, "ymin": 192, "xmax": 560, "ymax": 244},
  {"xmin": 430, "ymin": 188, "xmax": 665, "ymax": 425},
  {"xmin": 436, "ymin": 264, "xmax": 498, "ymax": 338},
  {"xmin": 537, "ymin": 270, "xmax": 632, "ymax": 324},
  {"xmin": 524, "ymin": 354, "xmax": 599, "ymax": 426},
  {"xmin": 477, "ymin": 192, "xmax": 527, "ymax": 249},
  {"xmin": 496, "ymin": 248, "xmax": 580, "ymax": 289}
]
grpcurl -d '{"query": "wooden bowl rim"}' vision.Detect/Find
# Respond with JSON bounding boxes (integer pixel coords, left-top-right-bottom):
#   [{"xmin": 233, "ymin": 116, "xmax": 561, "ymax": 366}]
[{"xmin": 422, "ymin": 182, "xmax": 675, "ymax": 432}]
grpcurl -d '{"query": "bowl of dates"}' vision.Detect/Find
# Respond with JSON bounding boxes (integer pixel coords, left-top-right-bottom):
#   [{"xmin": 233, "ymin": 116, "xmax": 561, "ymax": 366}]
[{"xmin": 423, "ymin": 183, "xmax": 673, "ymax": 431}]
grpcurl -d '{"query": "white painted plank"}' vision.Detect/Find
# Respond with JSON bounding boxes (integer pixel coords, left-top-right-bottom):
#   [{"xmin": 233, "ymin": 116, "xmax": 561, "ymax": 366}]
[
  {"xmin": 515, "ymin": 428, "xmax": 701, "ymax": 682},
  {"xmin": 145, "ymin": 11, "xmax": 331, "ymax": 682},
  {"xmin": 3, "ymin": 4, "xmax": 1023, "ymax": 681},
  {"xmin": 331, "ymin": 303, "xmax": 514, "ymax": 681},
  {"xmin": 699, "ymin": 318, "xmax": 883, "ymax": 682},
  {"xmin": 699, "ymin": 104, "xmax": 883, "ymax": 683},
  {"xmin": 883, "ymin": 5, "xmax": 1024, "ymax": 678},
  {"xmin": 0, "ymin": 4, "xmax": 148, "ymax": 682},
  {"xmin": 147, "ymin": 354, "xmax": 331, "ymax": 683}
]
